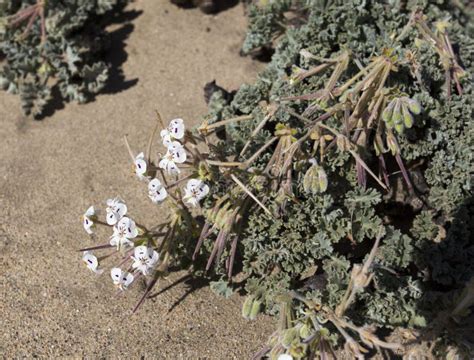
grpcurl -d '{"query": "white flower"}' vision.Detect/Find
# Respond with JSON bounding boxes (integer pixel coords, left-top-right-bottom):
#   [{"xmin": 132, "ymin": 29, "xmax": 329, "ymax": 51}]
[
  {"xmin": 148, "ymin": 178, "xmax": 167, "ymax": 203},
  {"xmin": 134, "ymin": 152, "xmax": 147, "ymax": 180},
  {"xmin": 277, "ymin": 355, "xmax": 293, "ymax": 360},
  {"xmin": 105, "ymin": 197, "xmax": 127, "ymax": 225},
  {"xmin": 109, "ymin": 216, "xmax": 138, "ymax": 249},
  {"xmin": 82, "ymin": 251, "xmax": 104, "ymax": 274},
  {"xmin": 160, "ymin": 118, "xmax": 185, "ymax": 147},
  {"xmin": 110, "ymin": 268, "xmax": 134, "ymax": 290},
  {"xmin": 159, "ymin": 141, "xmax": 187, "ymax": 174},
  {"xmin": 183, "ymin": 179, "xmax": 209, "ymax": 207},
  {"xmin": 83, "ymin": 206, "xmax": 96, "ymax": 234},
  {"xmin": 131, "ymin": 245, "xmax": 160, "ymax": 275}
]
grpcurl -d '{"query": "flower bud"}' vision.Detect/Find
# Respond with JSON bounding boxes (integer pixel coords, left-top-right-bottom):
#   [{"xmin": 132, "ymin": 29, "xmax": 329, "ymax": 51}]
[
  {"xmin": 299, "ymin": 323, "xmax": 313, "ymax": 339},
  {"xmin": 336, "ymin": 134, "xmax": 351, "ymax": 152},
  {"xmin": 391, "ymin": 99, "xmax": 403, "ymax": 125},
  {"xmin": 242, "ymin": 296, "xmax": 253, "ymax": 319},
  {"xmin": 394, "ymin": 122, "xmax": 405, "ymax": 134},
  {"xmin": 401, "ymin": 102, "xmax": 414, "ymax": 128},
  {"xmin": 303, "ymin": 164, "xmax": 319, "ymax": 194},
  {"xmin": 382, "ymin": 99, "xmax": 395, "ymax": 123},
  {"xmin": 304, "ymin": 161, "xmax": 328, "ymax": 194},
  {"xmin": 318, "ymin": 167, "xmax": 328, "ymax": 192},
  {"xmin": 406, "ymin": 98, "xmax": 421, "ymax": 115},
  {"xmin": 249, "ymin": 298, "xmax": 261, "ymax": 320}
]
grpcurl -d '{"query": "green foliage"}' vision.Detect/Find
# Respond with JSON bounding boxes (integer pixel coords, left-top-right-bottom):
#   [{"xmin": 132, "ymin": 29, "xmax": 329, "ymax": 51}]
[
  {"xmin": 195, "ymin": 0, "xmax": 473, "ymax": 357},
  {"xmin": 0, "ymin": 0, "xmax": 128, "ymax": 116}
]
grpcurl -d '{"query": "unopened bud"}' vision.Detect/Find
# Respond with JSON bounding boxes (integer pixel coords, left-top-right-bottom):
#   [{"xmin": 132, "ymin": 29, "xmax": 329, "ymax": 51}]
[
  {"xmin": 401, "ymin": 103, "xmax": 414, "ymax": 129},
  {"xmin": 391, "ymin": 99, "xmax": 402, "ymax": 125},
  {"xmin": 406, "ymin": 98, "xmax": 421, "ymax": 115},
  {"xmin": 382, "ymin": 99, "xmax": 396, "ymax": 123},
  {"xmin": 336, "ymin": 134, "xmax": 351, "ymax": 151},
  {"xmin": 387, "ymin": 133, "xmax": 399, "ymax": 155},
  {"xmin": 249, "ymin": 299, "xmax": 261, "ymax": 320},
  {"xmin": 242, "ymin": 296, "xmax": 253, "ymax": 320},
  {"xmin": 299, "ymin": 323, "xmax": 312, "ymax": 339},
  {"xmin": 318, "ymin": 167, "xmax": 328, "ymax": 192}
]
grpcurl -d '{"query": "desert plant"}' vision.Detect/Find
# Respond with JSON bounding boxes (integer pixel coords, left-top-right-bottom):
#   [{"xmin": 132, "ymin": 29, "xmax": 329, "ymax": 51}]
[
  {"xmin": 79, "ymin": 0, "xmax": 473, "ymax": 358},
  {"xmin": 0, "ymin": 0, "xmax": 128, "ymax": 117}
]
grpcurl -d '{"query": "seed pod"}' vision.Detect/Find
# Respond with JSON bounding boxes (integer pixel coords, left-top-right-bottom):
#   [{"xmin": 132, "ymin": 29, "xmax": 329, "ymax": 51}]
[
  {"xmin": 336, "ymin": 134, "xmax": 351, "ymax": 151},
  {"xmin": 406, "ymin": 98, "xmax": 421, "ymax": 114},
  {"xmin": 249, "ymin": 299, "xmax": 261, "ymax": 320},
  {"xmin": 382, "ymin": 99, "xmax": 396, "ymax": 123},
  {"xmin": 242, "ymin": 296, "xmax": 253, "ymax": 319},
  {"xmin": 391, "ymin": 99, "xmax": 402, "ymax": 125},
  {"xmin": 317, "ymin": 167, "xmax": 328, "ymax": 192},
  {"xmin": 401, "ymin": 102, "xmax": 414, "ymax": 128},
  {"xmin": 303, "ymin": 164, "xmax": 319, "ymax": 194}
]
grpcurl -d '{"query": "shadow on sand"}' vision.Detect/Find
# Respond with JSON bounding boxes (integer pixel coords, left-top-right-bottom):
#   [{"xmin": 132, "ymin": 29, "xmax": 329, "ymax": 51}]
[{"xmin": 36, "ymin": 5, "xmax": 142, "ymax": 120}]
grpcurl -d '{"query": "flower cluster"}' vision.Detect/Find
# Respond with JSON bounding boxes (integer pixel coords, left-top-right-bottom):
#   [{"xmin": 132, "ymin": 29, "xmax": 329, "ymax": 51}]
[
  {"xmin": 129, "ymin": 117, "xmax": 209, "ymax": 208},
  {"xmin": 80, "ymin": 116, "xmax": 210, "ymax": 310},
  {"xmin": 81, "ymin": 198, "xmax": 159, "ymax": 293}
]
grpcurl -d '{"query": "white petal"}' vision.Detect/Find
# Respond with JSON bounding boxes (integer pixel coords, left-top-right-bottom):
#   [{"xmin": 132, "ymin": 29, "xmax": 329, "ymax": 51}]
[
  {"xmin": 83, "ymin": 217, "xmax": 94, "ymax": 234},
  {"xmin": 85, "ymin": 206, "xmax": 95, "ymax": 217},
  {"xmin": 122, "ymin": 272, "xmax": 134, "ymax": 288},
  {"xmin": 167, "ymin": 141, "xmax": 182, "ymax": 152},
  {"xmin": 171, "ymin": 146, "xmax": 186, "ymax": 164},
  {"xmin": 135, "ymin": 158, "xmax": 147, "ymax": 177},
  {"xmin": 82, "ymin": 252, "xmax": 98, "ymax": 271},
  {"xmin": 149, "ymin": 250, "xmax": 160, "ymax": 265},
  {"xmin": 168, "ymin": 162, "xmax": 180, "ymax": 174},
  {"xmin": 156, "ymin": 187, "xmax": 168, "ymax": 201},
  {"xmin": 160, "ymin": 129, "xmax": 170, "ymax": 139},
  {"xmin": 148, "ymin": 178, "xmax": 162, "ymax": 191},
  {"xmin": 277, "ymin": 355, "xmax": 293, "ymax": 360},
  {"xmin": 183, "ymin": 186, "xmax": 193, "ymax": 198},
  {"xmin": 113, "ymin": 202, "xmax": 127, "ymax": 219},
  {"xmin": 186, "ymin": 179, "xmax": 202, "ymax": 191},
  {"xmin": 198, "ymin": 183, "xmax": 210, "ymax": 199},
  {"xmin": 159, "ymin": 157, "xmax": 180, "ymax": 174},
  {"xmin": 185, "ymin": 196, "xmax": 199, "ymax": 207},
  {"xmin": 111, "ymin": 268, "xmax": 122, "ymax": 284},
  {"xmin": 149, "ymin": 187, "xmax": 167, "ymax": 203},
  {"xmin": 134, "ymin": 245, "xmax": 147, "ymax": 258},
  {"xmin": 117, "ymin": 217, "xmax": 137, "ymax": 238},
  {"xmin": 168, "ymin": 118, "xmax": 185, "ymax": 139},
  {"xmin": 106, "ymin": 208, "xmax": 118, "ymax": 225},
  {"xmin": 159, "ymin": 158, "xmax": 170, "ymax": 170},
  {"xmin": 110, "ymin": 236, "xmax": 119, "ymax": 247}
]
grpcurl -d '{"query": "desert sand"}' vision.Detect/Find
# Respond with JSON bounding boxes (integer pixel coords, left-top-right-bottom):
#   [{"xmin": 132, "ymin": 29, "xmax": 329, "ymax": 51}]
[{"xmin": 0, "ymin": 1, "xmax": 275, "ymax": 357}]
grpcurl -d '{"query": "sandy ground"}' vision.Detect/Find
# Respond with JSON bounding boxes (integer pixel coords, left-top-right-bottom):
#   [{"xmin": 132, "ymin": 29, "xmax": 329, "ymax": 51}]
[{"xmin": 0, "ymin": 1, "xmax": 275, "ymax": 357}]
